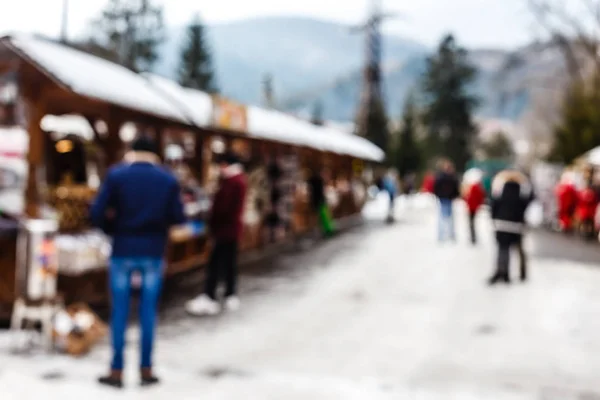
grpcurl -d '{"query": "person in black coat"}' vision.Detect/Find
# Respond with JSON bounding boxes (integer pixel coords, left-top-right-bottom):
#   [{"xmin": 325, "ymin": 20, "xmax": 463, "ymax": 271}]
[
  {"xmin": 489, "ymin": 170, "xmax": 534, "ymax": 285},
  {"xmin": 433, "ymin": 160, "xmax": 460, "ymax": 242}
]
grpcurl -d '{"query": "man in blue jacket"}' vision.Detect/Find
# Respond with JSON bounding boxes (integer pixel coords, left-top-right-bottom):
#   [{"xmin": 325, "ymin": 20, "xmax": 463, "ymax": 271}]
[{"xmin": 91, "ymin": 136, "xmax": 185, "ymax": 388}]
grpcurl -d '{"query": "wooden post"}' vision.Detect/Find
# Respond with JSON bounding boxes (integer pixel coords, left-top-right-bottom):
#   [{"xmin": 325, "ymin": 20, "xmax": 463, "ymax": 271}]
[
  {"xmin": 190, "ymin": 131, "xmax": 205, "ymax": 183},
  {"xmin": 24, "ymin": 96, "xmax": 46, "ymax": 219},
  {"xmin": 104, "ymin": 110, "xmax": 124, "ymax": 168},
  {"xmin": 201, "ymin": 135, "xmax": 213, "ymax": 187}
]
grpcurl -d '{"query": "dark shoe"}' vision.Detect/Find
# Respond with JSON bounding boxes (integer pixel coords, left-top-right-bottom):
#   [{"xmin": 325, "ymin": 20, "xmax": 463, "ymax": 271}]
[
  {"xmin": 98, "ymin": 371, "xmax": 123, "ymax": 389},
  {"xmin": 141, "ymin": 368, "xmax": 160, "ymax": 387},
  {"xmin": 520, "ymin": 271, "xmax": 527, "ymax": 282},
  {"xmin": 488, "ymin": 274, "xmax": 510, "ymax": 286}
]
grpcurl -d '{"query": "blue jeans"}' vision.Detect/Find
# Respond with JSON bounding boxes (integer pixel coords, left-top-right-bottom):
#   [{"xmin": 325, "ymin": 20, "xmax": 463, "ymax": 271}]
[
  {"xmin": 438, "ymin": 199, "xmax": 455, "ymax": 241},
  {"xmin": 109, "ymin": 257, "xmax": 163, "ymax": 371}
]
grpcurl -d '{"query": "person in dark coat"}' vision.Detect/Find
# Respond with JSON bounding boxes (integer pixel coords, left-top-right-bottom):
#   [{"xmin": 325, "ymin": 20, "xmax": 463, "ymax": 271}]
[
  {"xmin": 90, "ymin": 137, "xmax": 186, "ymax": 388},
  {"xmin": 489, "ymin": 170, "xmax": 534, "ymax": 285},
  {"xmin": 434, "ymin": 160, "xmax": 460, "ymax": 242},
  {"xmin": 185, "ymin": 152, "xmax": 248, "ymax": 316},
  {"xmin": 307, "ymin": 168, "xmax": 334, "ymax": 236}
]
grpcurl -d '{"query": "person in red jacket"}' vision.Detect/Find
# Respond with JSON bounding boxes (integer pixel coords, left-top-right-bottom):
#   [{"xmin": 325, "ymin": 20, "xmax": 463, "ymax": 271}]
[
  {"xmin": 421, "ymin": 172, "xmax": 435, "ymax": 194},
  {"xmin": 461, "ymin": 169, "xmax": 486, "ymax": 244},
  {"xmin": 555, "ymin": 173, "xmax": 577, "ymax": 232},
  {"xmin": 576, "ymin": 180, "xmax": 598, "ymax": 240},
  {"xmin": 186, "ymin": 152, "xmax": 248, "ymax": 316}
]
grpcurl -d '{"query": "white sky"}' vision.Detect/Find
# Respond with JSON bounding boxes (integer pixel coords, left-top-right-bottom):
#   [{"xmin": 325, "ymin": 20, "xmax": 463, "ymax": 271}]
[{"xmin": 0, "ymin": 0, "xmax": 539, "ymax": 49}]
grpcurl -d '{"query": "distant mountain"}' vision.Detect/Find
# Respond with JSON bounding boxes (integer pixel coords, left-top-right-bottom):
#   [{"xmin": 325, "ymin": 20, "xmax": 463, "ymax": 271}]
[
  {"xmin": 155, "ymin": 16, "xmax": 427, "ymax": 104},
  {"xmin": 281, "ymin": 44, "xmax": 569, "ymax": 124},
  {"xmin": 154, "ymin": 17, "xmax": 567, "ymax": 127}
]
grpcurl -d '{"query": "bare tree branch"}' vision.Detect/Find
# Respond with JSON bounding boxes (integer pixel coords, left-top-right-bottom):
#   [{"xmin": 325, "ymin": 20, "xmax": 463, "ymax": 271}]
[{"xmin": 525, "ymin": 0, "xmax": 600, "ymax": 86}]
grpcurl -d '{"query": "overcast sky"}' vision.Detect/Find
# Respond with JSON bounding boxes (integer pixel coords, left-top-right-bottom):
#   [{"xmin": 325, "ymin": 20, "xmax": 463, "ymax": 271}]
[{"xmin": 0, "ymin": 0, "xmax": 539, "ymax": 49}]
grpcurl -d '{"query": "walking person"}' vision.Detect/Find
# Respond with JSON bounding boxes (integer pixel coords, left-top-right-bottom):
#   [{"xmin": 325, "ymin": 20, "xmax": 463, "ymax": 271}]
[
  {"xmin": 90, "ymin": 137, "xmax": 186, "ymax": 388},
  {"xmin": 434, "ymin": 160, "xmax": 460, "ymax": 242},
  {"xmin": 554, "ymin": 171, "xmax": 577, "ymax": 233},
  {"xmin": 186, "ymin": 152, "xmax": 248, "ymax": 316},
  {"xmin": 382, "ymin": 170, "xmax": 397, "ymax": 222},
  {"xmin": 307, "ymin": 167, "xmax": 334, "ymax": 237},
  {"xmin": 462, "ymin": 169, "xmax": 486, "ymax": 244},
  {"xmin": 576, "ymin": 169, "xmax": 598, "ymax": 240},
  {"xmin": 488, "ymin": 170, "xmax": 534, "ymax": 285}
]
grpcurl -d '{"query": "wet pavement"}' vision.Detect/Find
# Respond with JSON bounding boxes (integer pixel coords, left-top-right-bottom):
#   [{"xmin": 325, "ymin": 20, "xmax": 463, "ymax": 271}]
[{"xmin": 2, "ymin": 194, "xmax": 600, "ymax": 399}]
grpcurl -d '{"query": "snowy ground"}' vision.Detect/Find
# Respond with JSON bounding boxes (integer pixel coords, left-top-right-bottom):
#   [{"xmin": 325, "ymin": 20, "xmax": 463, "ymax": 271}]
[{"xmin": 2, "ymin": 194, "xmax": 600, "ymax": 399}]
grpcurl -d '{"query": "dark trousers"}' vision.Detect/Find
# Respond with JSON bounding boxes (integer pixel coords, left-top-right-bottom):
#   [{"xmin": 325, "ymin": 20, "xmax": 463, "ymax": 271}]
[
  {"xmin": 496, "ymin": 241, "xmax": 527, "ymax": 280},
  {"xmin": 204, "ymin": 240, "xmax": 238, "ymax": 300},
  {"xmin": 468, "ymin": 211, "xmax": 477, "ymax": 244}
]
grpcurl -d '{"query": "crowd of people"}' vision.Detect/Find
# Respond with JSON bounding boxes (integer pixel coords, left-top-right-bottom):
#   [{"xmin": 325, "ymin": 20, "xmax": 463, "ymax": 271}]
[
  {"xmin": 87, "ymin": 135, "xmax": 554, "ymax": 388},
  {"xmin": 554, "ymin": 166, "xmax": 600, "ymax": 240},
  {"xmin": 420, "ymin": 159, "xmax": 534, "ymax": 286}
]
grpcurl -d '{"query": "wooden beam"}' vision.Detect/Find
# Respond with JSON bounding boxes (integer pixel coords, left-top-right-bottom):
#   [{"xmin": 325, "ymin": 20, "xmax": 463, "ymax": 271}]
[{"xmin": 23, "ymin": 93, "xmax": 47, "ymax": 218}]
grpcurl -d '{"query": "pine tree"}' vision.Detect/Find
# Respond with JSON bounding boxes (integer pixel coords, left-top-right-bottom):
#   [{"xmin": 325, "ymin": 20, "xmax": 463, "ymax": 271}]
[
  {"xmin": 421, "ymin": 34, "xmax": 479, "ymax": 171},
  {"xmin": 91, "ymin": 0, "xmax": 165, "ymax": 72},
  {"xmin": 480, "ymin": 131, "xmax": 514, "ymax": 160},
  {"xmin": 394, "ymin": 95, "xmax": 422, "ymax": 178},
  {"xmin": 549, "ymin": 75, "xmax": 600, "ymax": 164},
  {"xmin": 178, "ymin": 14, "xmax": 218, "ymax": 93},
  {"xmin": 311, "ymin": 101, "xmax": 324, "ymax": 126},
  {"xmin": 357, "ymin": 98, "xmax": 390, "ymax": 162}
]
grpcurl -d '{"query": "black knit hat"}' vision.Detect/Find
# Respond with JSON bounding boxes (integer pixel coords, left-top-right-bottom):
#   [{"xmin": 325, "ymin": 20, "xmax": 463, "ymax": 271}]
[{"xmin": 131, "ymin": 136, "xmax": 159, "ymax": 155}]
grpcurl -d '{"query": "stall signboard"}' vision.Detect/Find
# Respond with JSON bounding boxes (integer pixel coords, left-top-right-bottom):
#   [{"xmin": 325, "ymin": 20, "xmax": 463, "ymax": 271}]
[
  {"xmin": 352, "ymin": 159, "xmax": 364, "ymax": 177},
  {"xmin": 211, "ymin": 96, "xmax": 248, "ymax": 132}
]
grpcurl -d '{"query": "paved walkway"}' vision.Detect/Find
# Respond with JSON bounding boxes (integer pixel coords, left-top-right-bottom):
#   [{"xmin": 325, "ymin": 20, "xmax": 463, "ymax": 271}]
[{"xmin": 2, "ymin": 195, "xmax": 600, "ymax": 399}]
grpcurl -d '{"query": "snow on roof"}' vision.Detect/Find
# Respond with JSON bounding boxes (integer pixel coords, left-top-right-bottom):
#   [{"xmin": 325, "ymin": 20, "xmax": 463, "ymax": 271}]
[
  {"xmin": 143, "ymin": 74, "xmax": 212, "ymax": 126},
  {"xmin": 246, "ymin": 106, "xmax": 328, "ymax": 150},
  {"xmin": 2, "ymin": 35, "xmax": 189, "ymax": 124},
  {"xmin": 318, "ymin": 125, "xmax": 385, "ymax": 161}
]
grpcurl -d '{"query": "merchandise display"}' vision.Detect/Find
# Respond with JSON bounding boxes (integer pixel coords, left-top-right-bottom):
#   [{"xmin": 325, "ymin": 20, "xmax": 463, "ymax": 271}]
[{"xmin": 54, "ymin": 231, "xmax": 111, "ymax": 275}]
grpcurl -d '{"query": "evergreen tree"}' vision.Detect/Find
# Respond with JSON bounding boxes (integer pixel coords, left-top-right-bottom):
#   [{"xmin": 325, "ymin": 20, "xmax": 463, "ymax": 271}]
[
  {"xmin": 393, "ymin": 95, "xmax": 422, "ymax": 178},
  {"xmin": 178, "ymin": 14, "xmax": 218, "ymax": 93},
  {"xmin": 311, "ymin": 101, "xmax": 324, "ymax": 126},
  {"xmin": 480, "ymin": 131, "xmax": 514, "ymax": 160},
  {"xmin": 91, "ymin": 0, "xmax": 165, "ymax": 72},
  {"xmin": 357, "ymin": 98, "xmax": 390, "ymax": 162},
  {"xmin": 549, "ymin": 75, "xmax": 600, "ymax": 164},
  {"xmin": 421, "ymin": 34, "xmax": 479, "ymax": 171}
]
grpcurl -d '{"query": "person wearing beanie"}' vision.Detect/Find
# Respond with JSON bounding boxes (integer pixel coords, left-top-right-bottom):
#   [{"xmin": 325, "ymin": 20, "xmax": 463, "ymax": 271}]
[
  {"xmin": 186, "ymin": 151, "xmax": 247, "ymax": 316},
  {"xmin": 90, "ymin": 136, "xmax": 185, "ymax": 388}
]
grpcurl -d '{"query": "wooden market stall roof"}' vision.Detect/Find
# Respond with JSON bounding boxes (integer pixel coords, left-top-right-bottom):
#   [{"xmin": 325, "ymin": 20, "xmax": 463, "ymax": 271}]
[
  {"xmin": 0, "ymin": 34, "xmax": 190, "ymax": 125},
  {"xmin": 0, "ymin": 34, "xmax": 384, "ymax": 163}
]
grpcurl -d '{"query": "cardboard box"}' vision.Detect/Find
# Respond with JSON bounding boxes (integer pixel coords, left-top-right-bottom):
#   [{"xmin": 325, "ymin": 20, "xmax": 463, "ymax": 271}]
[{"xmin": 53, "ymin": 303, "xmax": 108, "ymax": 356}]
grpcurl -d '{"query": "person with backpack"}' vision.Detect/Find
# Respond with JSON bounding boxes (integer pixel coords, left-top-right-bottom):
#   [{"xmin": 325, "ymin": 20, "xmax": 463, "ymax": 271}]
[
  {"xmin": 489, "ymin": 170, "xmax": 534, "ymax": 285},
  {"xmin": 433, "ymin": 160, "xmax": 460, "ymax": 242}
]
